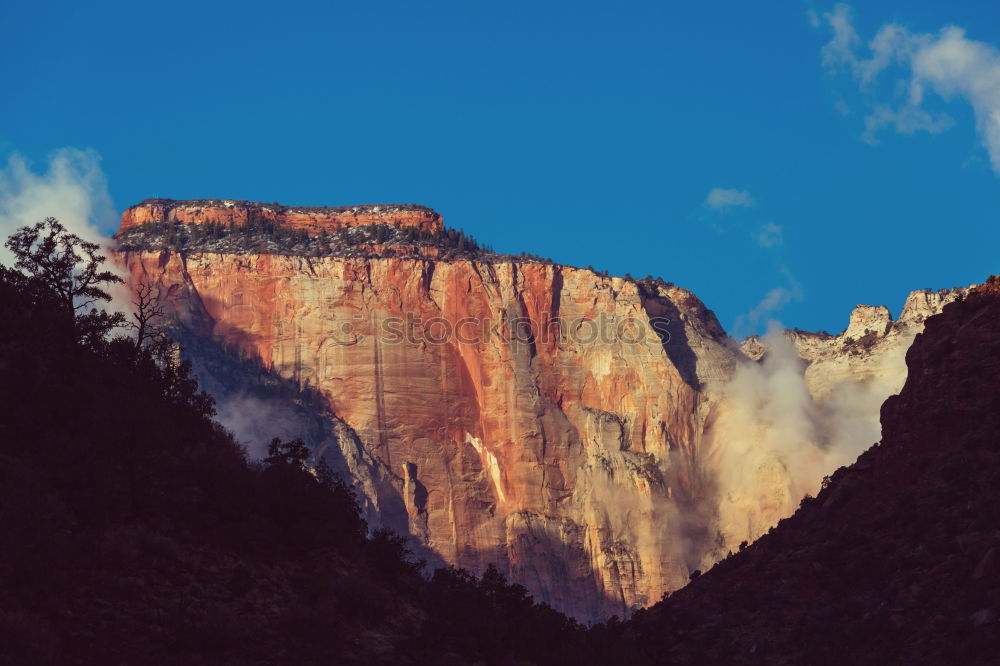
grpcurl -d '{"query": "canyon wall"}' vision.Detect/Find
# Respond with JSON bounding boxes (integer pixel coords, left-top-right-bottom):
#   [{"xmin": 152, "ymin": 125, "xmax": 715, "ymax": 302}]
[
  {"xmin": 119, "ymin": 248, "xmax": 738, "ymax": 620},
  {"xmin": 114, "ymin": 200, "xmax": 964, "ymax": 620}
]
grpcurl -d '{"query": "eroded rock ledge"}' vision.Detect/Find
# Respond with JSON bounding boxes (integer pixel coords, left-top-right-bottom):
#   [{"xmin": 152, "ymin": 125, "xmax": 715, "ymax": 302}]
[{"xmin": 120, "ymin": 199, "xmax": 443, "ymax": 235}]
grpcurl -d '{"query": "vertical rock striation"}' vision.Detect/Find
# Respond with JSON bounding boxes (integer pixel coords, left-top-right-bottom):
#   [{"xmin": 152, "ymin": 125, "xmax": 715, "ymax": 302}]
[{"xmin": 119, "ymin": 246, "xmax": 734, "ymax": 620}]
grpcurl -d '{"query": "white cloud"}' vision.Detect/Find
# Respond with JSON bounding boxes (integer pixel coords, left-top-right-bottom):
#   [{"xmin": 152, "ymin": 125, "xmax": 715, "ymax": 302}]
[
  {"xmin": 0, "ymin": 148, "xmax": 116, "ymax": 266},
  {"xmin": 820, "ymin": 4, "xmax": 861, "ymax": 71},
  {"xmin": 911, "ymin": 27, "xmax": 1000, "ymax": 172},
  {"xmin": 703, "ymin": 191, "xmax": 786, "ymax": 252},
  {"xmin": 733, "ymin": 268, "xmax": 803, "ymax": 336},
  {"xmin": 753, "ymin": 222, "xmax": 784, "ymax": 248},
  {"xmin": 819, "ymin": 5, "xmax": 1000, "ymax": 173},
  {"xmin": 705, "ymin": 187, "xmax": 755, "ymax": 210},
  {"xmin": 0, "ymin": 147, "xmax": 134, "ymax": 314},
  {"xmin": 861, "ymin": 105, "xmax": 955, "ymax": 145},
  {"xmin": 745, "ymin": 285, "xmax": 798, "ymax": 325},
  {"xmin": 857, "ymin": 23, "xmax": 914, "ymax": 84}
]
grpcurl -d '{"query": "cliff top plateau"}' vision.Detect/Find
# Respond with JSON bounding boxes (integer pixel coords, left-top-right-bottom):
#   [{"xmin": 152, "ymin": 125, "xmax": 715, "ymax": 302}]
[
  {"xmin": 118, "ymin": 198, "xmax": 444, "ymax": 236},
  {"xmin": 115, "ymin": 198, "xmax": 573, "ymax": 264}
]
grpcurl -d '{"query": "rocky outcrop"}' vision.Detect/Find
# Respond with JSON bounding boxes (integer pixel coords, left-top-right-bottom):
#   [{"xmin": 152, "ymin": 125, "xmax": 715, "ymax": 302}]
[
  {"xmin": 120, "ymin": 199, "xmax": 443, "ymax": 235},
  {"xmin": 742, "ymin": 288, "xmax": 969, "ymax": 401},
  {"xmin": 112, "ymin": 199, "xmax": 967, "ymax": 621}
]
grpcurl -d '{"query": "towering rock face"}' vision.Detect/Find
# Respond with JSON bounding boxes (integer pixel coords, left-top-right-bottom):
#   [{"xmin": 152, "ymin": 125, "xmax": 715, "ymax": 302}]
[
  {"xmin": 119, "ymin": 248, "xmax": 735, "ymax": 620},
  {"xmin": 113, "ymin": 199, "xmax": 965, "ymax": 620}
]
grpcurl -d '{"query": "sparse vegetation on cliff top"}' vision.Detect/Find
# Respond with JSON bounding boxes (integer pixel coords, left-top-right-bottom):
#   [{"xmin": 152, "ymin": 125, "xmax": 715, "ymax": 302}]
[
  {"xmin": 128, "ymin": 198, "xmax": 438, "ymax": 216},
  {"xmin": 115, "ymin": 218, "xmax": 570, "ymax": 265}
]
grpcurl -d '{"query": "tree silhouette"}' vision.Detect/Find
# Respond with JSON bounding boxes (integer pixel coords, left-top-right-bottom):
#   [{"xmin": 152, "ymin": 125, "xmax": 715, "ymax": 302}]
[
  {"xmin": 264, "ymin": 437, "xmax": 310, "ymax": 469},
  {"xmin": 5, "ymin": 217, "xmax": 121, "ymax": 313},
  {"xmin": 130, "ymin": 281, "xmax": 169, "ymax": 356},
  {"xmin": 4, "ymin": 217, "xmax": 125, "ymax": 343}
]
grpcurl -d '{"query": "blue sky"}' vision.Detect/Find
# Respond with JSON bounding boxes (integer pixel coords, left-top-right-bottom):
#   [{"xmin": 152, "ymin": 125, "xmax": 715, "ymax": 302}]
[{"xmin": 2, "ymin": 0, "xmax": 998, "ymax": 335}]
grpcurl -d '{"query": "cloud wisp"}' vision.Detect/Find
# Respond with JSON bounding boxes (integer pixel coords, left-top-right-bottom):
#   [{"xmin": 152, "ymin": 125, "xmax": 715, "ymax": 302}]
[
  {"xmin": 732, "ymin": 268, "xmax": 803, "ymax": 338},
  {"xmin": 0, "ymin": 147, "xmax": 134, "ymax": 311},
  {"xmin": 700, "ymin": 187, "xmax": 799, "ymax": 331},
  {"xmin": 704, "ymin": 187, "xmax": 756, "ymax": 211},
  {"xmin": 819, "ymin": 4, "xmax": 1000, "ymax": 173},
  {"xmin": 753, "ymin": 221, "xmax": 783, "ymax": 248},
  {"xmin": 0, "ymin": 148, "xmax": 117, "ymax": 264}
]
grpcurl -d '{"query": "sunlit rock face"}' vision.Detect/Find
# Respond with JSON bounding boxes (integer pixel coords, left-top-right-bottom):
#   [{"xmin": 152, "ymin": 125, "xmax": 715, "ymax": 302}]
[
  {"xmin": 117, "ymin": 244, "xmax": 742, "ymax": 620},
  {"xmin": 113, "ymin": 199, "xmax": 965, "ymax": 620}
]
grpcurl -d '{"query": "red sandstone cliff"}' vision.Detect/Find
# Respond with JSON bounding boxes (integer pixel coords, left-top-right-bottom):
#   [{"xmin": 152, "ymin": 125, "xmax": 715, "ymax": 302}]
[
  {"xmin": 118, "ymin": 248, "xmax": 735, "ymax": 620},
  {"xmin": 112, "ymin": 199, "xmax": 962, "ymax": 621}
]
